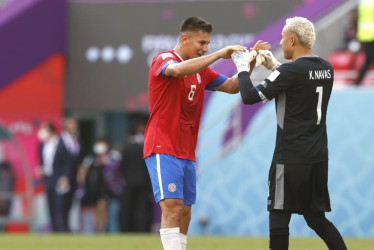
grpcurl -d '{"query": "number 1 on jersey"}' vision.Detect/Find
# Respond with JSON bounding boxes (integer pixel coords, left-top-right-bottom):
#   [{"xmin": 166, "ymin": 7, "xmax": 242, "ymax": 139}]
[{"xmin": 316, "ymin": 86, "xmax": 323, "ymax": 125}]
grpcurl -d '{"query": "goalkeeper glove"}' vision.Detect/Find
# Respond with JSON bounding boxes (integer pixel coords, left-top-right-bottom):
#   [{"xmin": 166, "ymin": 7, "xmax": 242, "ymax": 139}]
[
  {"xmin": 256, "ymin": 50, "xmax": 281, "ymax": 71},
  {"xmin": 231, "ymin": 50, "xmax": 257, "ymax": 73}
]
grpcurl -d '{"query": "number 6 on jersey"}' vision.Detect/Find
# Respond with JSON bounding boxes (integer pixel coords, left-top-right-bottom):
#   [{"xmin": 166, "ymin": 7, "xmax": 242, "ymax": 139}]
[{"xmin": 188, "ymin": 85, "xmax": 197, "ymax": 101}]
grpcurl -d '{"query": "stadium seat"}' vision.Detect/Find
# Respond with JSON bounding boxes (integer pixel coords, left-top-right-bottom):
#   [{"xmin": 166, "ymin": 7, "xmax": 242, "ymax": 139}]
[{"xmin": 328, "ymin": 51, "xmax": 374, "ymax": 86}]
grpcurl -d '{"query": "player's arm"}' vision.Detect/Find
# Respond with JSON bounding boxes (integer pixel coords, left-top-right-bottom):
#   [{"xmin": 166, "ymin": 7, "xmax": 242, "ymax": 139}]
[
  {"xmin": 214, "ymin": 41, "xmax": 271, "ymax": 94},
  {"xmin": 164, "ymin": 45, "xmax": 246, "ymax": 77},
  {"xmin": 238, "ymin": 72, "xmax": 264, "ymax": 104},
  {"xmin": 239, "ymin": 64, "xmax": 295, "ymax": 105},
  {"xmin": 210, "ymin": 62, "xmax": 259, "ymax": 94},
  {"xmin": 218, "ymin": 57, "xmax": 258, "ymax": 94},
  {"xmin": 230, "ymin": 50, "xmax": 264, "ymax": 103},
  {"xmin": 213, "ymin": 74, "xmax": 239, "ymax": 94}
]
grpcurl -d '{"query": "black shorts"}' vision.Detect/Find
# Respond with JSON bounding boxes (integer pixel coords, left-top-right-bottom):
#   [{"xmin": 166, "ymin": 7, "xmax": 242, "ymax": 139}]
[{"xmin": 267, "ymin": 161, "xmax": 331, "ymax": 214}]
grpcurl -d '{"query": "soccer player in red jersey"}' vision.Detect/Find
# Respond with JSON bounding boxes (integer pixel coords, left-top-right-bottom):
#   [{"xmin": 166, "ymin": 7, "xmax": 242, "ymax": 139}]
[{"xmin": 143, "ymin": 16, "xmax": 269, "ymax": 250}]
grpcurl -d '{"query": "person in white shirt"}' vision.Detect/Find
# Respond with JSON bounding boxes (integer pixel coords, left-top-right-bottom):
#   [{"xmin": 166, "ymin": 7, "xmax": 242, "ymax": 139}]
[{"xmin": 37, "ymin": 122, "xmax": 70, "ymax": 232}]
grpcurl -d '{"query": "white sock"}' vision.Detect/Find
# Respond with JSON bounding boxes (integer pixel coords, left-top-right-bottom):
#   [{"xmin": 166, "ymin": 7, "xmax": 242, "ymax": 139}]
[
  {"xmin": 160, "ymin": 227, "xmax": 182, "ymax": 250},
  {"xmin": 180, "ymin": 233, "xmax": 187, "ymax": 250}
]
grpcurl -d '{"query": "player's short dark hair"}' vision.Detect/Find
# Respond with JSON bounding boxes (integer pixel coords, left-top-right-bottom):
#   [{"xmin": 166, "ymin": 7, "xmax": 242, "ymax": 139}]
[{"xmin": 180, "ymin": 17, "xmax": 212, "ymax": 34}]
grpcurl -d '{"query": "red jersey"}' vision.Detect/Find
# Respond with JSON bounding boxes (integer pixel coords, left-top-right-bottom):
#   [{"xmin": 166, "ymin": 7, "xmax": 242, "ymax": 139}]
[{"xmin": 143, "ymin": 50, "xmax": 227, "ymax": 161}]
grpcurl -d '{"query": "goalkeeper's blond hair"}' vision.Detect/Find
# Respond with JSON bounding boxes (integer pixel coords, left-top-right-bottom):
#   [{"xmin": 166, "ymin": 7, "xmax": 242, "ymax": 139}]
[{"xmin": 284, "ymin": 16, "xmax": 315, "ymax": 49}]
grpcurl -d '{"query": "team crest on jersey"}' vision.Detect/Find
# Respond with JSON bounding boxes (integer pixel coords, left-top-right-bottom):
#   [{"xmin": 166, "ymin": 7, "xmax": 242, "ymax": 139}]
[
  {"xmin": 196, "ymin": 73, "xmax": 201, "ymax": 84},
  {"xmin": 168, "ymin": 183, "xmax": 177, "ymax": 192}
]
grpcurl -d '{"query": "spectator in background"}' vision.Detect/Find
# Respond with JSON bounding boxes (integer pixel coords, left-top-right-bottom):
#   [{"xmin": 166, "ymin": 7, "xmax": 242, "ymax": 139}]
[
  {"xmin": 37, "ymin": 122, "xmax": 70, "ymax": 232},
  {"xmin": 342, "ymin": 9, "xmax": 360, "ymax": 71},
  {"xmin": 344, "ymin": 9, "xmax": 359, "ymax": 54},
  {"xmin": 356, "ymin": 0, "xmax": 374, "ymax": 85},
  {"xmin": 103, "ymin": 145, "xmax": 124, "ymax": 233},
  {"xmin": 77, "ymin": 138, "xmax": 123, "ymax": 233},
  {"xmin": 60, "ymin": 118, "xmax": 83, "ymax": 231},
  {"xmin": 0, "ymin": 144, "xmax": 15, "ymax": 231},
  {"xmin": 121, "ymin": 123, "xmax": 153, "ymax": 232}
]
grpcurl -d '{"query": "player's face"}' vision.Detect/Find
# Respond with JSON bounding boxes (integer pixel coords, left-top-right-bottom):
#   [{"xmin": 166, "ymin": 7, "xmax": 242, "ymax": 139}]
[
  {"xmin": 280, "ymin": 29, "xmax": 293, "ymax": 60},
  {"xmin": 183, "ymin": 30, "xmax": 210, "ymax": 59}
]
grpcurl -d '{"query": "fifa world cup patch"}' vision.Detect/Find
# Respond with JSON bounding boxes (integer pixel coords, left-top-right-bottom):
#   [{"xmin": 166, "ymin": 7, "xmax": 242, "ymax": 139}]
[{"xmin": 168, "ymin": 183, "xmax": 177, "ymax": 192}]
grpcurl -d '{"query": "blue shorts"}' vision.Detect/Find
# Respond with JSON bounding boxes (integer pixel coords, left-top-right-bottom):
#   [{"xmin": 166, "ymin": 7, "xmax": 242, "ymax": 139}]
[{"xmin": 145, "ymin": 153, "xmax": 196, "ymax": 205}]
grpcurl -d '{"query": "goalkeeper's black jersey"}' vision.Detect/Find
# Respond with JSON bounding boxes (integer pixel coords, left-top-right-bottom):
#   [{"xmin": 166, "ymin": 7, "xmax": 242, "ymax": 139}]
[{"xmin": 257, "ymin": 56, "xmax": 334, "ymax": 164}]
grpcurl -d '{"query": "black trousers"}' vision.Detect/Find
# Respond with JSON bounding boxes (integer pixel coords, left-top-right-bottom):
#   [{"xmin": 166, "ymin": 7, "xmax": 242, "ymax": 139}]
[
  {"xmin": 45, "ymin": 184, "xmax": 68, "ymax": 232},
  {"xmin": 269, "ymin": 210, "xmax": 347, "ymax": 250}
]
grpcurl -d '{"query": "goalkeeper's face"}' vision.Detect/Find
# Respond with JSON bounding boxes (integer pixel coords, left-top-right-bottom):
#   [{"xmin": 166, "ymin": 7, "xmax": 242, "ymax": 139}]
[
  {"xmin": 280, "ymin": 29, "xmax": 293, "ymax": 60},
  {"xmin": 182, "ymin": 30, "xmax": 210, "ymax": 59}
]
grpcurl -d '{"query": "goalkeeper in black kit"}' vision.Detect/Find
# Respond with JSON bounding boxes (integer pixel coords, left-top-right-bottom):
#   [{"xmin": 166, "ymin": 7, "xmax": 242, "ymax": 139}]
[{"xmin": 231, "ymin": 17, "xmax": 347, "ymax": 250}]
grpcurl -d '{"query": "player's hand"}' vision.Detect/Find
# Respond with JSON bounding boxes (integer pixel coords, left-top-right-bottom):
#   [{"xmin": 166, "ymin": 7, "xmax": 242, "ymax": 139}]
[
  {"xmin": 56, "ymin": 176, "xmax": 70, "ymax": 194},
  {"xmin": 218, "ymin": 45, "xmax": 247, "ymax": 59},
  {"xmin": 250, "ymin": 40, "xmax": 271, "ymax": 54},
  {"xmin": 256, "ymin": 50, "xmax": 281, "ymax": 71},
  {"xmin": 231, "ymin": 50, "xmax": 257, "ymax": 73},
  {"xmin": 34, "ymin": 166, "xmax": 44, "ymax": 179}
]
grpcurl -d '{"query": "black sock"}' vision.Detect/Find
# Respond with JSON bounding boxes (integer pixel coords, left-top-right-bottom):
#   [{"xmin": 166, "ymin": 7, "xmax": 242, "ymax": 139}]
[
  {"xmin": 269, "ymin": 210, "xmax": 292, "ymax": 250},
  {"xmin": 269, "ymin": 232, "xmax": 289, "ymax": 250}
]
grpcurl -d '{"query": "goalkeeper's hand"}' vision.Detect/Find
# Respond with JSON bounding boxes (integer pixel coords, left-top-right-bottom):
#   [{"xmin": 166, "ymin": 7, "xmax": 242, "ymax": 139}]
[
  {"xmin": 231, "ymin": 50, "xmax": 257, "ymax": 73},
  {"xmin": 256, "ymin": 50, "xmax": 281, "ymax": 71}
]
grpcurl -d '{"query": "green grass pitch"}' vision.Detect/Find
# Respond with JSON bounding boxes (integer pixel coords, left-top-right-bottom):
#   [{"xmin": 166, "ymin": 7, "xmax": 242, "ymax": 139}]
[{"xmin": 0, "ymin": 234, "xmax": 373, "ymax": 250}]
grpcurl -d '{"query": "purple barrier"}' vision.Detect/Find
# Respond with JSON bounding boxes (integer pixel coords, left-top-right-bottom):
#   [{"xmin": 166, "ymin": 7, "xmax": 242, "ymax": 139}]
[{"xmin": 0, "ymin": 0, "xmax": 67, "ymax": 90}]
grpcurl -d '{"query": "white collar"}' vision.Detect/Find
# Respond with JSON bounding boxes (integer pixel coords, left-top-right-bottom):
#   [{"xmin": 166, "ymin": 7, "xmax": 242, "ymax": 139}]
[{"xmin": 173, "ymin": 50, "xmax": 184, "ymax": 61}]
